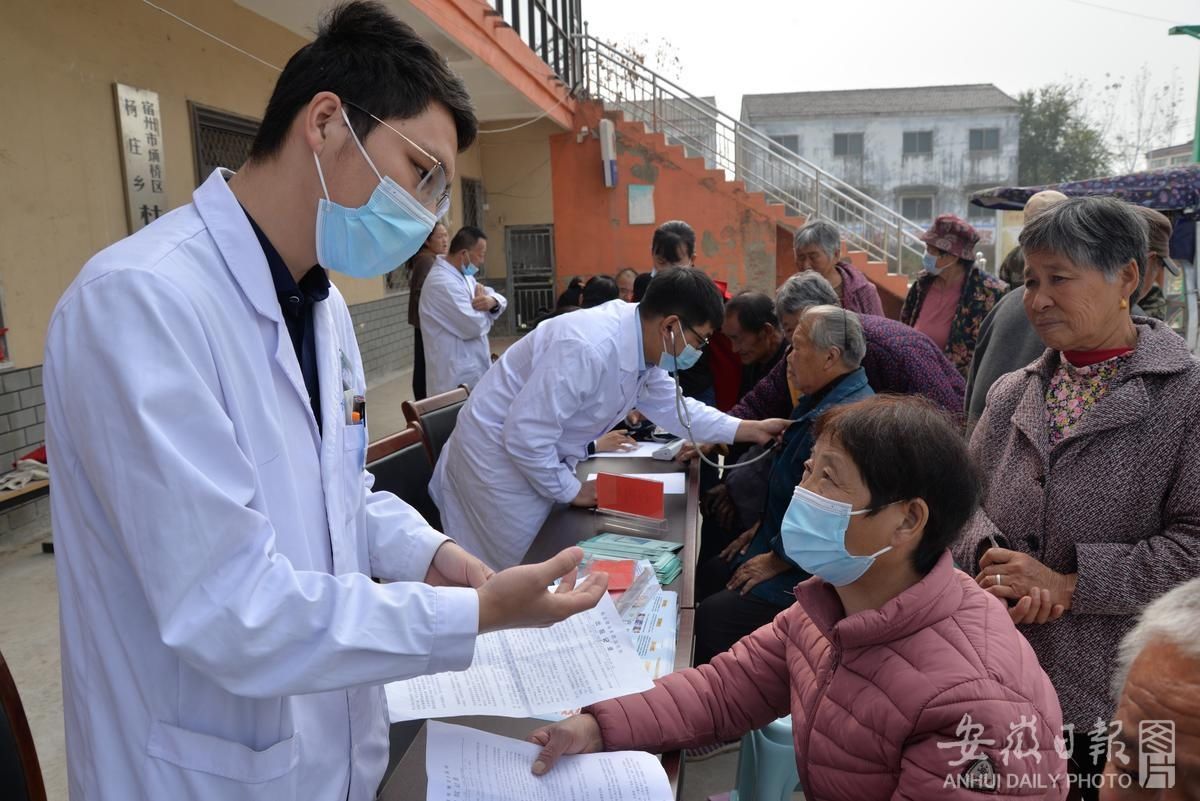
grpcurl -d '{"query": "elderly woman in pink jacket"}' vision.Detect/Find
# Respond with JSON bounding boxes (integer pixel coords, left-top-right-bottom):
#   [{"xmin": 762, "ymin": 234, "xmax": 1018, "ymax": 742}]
[{"xmin": 529, "ymin": 395, "xmax": 1067, "ymax": 800}]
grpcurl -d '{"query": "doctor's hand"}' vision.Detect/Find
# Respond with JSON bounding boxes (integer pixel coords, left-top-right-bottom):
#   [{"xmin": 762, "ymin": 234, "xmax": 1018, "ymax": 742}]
[
  {"xmin": 595, "ymin": 429, "xmax": 637, "ymax": 453},
  {"xmin": 425, "ymin": 541, "xmax": 494, "ymax": 589},
  {"xmin": 570, "ymin": 480, "xmax": 598, "ymax": 508},
  {"xmin": 529, "ymin": 713, "xmax": 604, "ymax": 775},
  {"xmin": 471, "ymin": 294, "xmax": 498, "ymax": 312},
  {"xmin": 734, "ymin": 418, "xmax": 792, "ymax": 447},
  {"xmin": 476, "ymin": 547, "xmax": 608, "ymax": 633}
]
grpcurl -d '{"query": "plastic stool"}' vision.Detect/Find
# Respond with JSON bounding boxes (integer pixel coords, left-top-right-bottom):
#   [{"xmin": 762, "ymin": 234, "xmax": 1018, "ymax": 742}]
[{"xmin": 730, "ymin": 716, "xmax": 800, "ymax": 801}]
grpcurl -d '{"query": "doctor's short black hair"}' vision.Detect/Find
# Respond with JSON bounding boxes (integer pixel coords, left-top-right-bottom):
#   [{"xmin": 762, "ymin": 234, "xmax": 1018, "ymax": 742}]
[
  {"xmin": 449, "ymin": 226, "xmax": 486, "ymax": 254},
  {"xmin": 639, "ymin": 267, "xmax": 725, "ymax": 332},
  {"xmin": 248, "ymin": 1, "xmax": 477, "ymax": 162}
]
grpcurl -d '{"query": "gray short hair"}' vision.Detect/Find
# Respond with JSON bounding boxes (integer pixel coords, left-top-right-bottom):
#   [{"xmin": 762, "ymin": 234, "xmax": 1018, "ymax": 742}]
[
  {"xmin": 793, "ymin": 219, "xmax": 842, "ymax": 259},
  {"xmin": 801, "ymin": 305, "xmax": 865, "ymax": 369},
  {"xmin": 1019, "ymin": 196, "xmax": 1147, "ymax": 282},
  {"xmin": 776, "ymin": 272, "xmax": 839, "ymax": 318},
  {"xmin": 1112, "ymin": 577, "xmax": 1200, "ymax": 699}
]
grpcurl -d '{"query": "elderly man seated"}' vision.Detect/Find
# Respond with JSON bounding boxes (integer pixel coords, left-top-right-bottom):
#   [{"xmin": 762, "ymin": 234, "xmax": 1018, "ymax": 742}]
[{"xmin": 1101, "ymin": 577, "xmax": 1200, "ymax": 799}]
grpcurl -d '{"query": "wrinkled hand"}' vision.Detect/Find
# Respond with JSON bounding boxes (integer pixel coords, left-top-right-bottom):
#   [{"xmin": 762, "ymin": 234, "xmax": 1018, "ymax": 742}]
[
  {"xmin": 570, "ymin": 480, "xmax": 597, "ymax": 508},
  {"xmin": 720, "ymin": 522, "xmax": 760, "ymax": 562},
  {"xmin": 425, "ymin": 541, "xmax": 494, "ymax": 588},
  {"xmin": 735, "ymin": 418, "xmax": 792, "ymax": 447},
  {"xmin": 476, "ymin": 547, "xmax": 608, "ymax": 633},
  {"xmin": 595, "ymin": 429, "xmax": 637, "ymax": 454},
  {"xmin": 529, "ymin": 714, "xmax": 604, "ymax": 775},
  {"xmin": 677, "ymin": 441, "xmax": 721, "ymax": 464},
  {"xmin": 975, "ymin": 547, "xmax": 1076, "ymax": 624},
  {"xmin": 702, "ymin": 485, "xmax": 737, "ymax": 530},
  {"xmin": 625, "ymin": 410, "xmax": 646, "ymax": 427},
  {"xmin": 726, "ymin": 552, "xmax": 789, "ymax": 595}
]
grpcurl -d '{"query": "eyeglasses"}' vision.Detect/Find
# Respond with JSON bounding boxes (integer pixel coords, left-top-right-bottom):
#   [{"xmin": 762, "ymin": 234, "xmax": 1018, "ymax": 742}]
[
  {"xmin": 685, "ymin": 324, "xmax": 711, "ymax": 349},
  {"xmin": 344, "ymin": 101, "xmax": 450, "ymax": 217}
]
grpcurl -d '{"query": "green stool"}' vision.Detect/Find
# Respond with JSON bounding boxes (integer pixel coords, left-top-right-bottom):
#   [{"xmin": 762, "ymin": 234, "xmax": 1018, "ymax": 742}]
[{"xmin": 730, "ymin": 716, "xmax": 800, "ymax": 801}]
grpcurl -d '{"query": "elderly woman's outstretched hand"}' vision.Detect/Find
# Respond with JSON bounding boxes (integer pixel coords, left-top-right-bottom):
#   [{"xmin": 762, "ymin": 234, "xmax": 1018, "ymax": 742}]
[
  {"xmin": 529, "ymin": 714, "xmax": 604, "ymax": 775},
  {"xmin": 974, "ymin": 547, "xmax": 1077, "ymax": 625}
]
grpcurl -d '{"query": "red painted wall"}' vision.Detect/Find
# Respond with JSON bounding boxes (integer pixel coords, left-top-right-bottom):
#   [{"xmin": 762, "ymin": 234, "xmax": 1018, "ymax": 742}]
[{"xmin": 550, "ymin": 103, "xmax": 785, "ymax": 292}]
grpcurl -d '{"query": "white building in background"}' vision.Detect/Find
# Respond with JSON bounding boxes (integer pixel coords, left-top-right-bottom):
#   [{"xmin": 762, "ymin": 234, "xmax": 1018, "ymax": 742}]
[
  {"xmin": 1146, "ymin": 140, "xmax": 1194, "ymax": 170},
  {"xmin": 740, "ymin": 84, "xmax": 1020, "ymax": 262}
]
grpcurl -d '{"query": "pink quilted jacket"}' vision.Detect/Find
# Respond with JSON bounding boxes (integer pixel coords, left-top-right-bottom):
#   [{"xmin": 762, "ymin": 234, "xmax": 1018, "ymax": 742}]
[{"xmin": 588, "ymin": 552, "xmax": 1067, "ymax": 800}]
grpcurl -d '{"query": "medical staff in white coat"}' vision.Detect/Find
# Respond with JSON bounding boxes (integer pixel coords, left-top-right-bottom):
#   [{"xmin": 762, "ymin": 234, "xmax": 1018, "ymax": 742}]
[
  {"xmin": 431, "ymin": 268, "xmax": 793, "ymax": 569},
  {"xmin": 43, "ymin": 6, "xmax": 604, "ymax": 800},
  {"xmin": 419, "ymin": 225, "xmax": 507, "ymax": 394}
]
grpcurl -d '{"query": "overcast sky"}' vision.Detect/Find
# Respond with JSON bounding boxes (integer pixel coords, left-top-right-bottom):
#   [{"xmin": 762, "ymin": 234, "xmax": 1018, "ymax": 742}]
[{"xmin": 583, "ymin": 0, "xmax": 1199, "ymax": 155}]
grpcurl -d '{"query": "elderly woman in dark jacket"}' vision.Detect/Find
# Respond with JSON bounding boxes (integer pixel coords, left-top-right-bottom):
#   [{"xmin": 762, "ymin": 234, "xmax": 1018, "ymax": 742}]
[{"xmin": 955, "ymin": 196, "xmax": 1200, "ymax": 799}]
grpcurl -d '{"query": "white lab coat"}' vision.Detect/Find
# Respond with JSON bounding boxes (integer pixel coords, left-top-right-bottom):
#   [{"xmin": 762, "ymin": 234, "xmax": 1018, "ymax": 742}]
[
  {"xmin": 418, "ymin": 256, "xmax": 507, "ymax": 394},
  {"xmin": 44, "ymin": 169, "xmax": 479, "ymax": 801},
  {"xmin": 430, "ymin": 300, "xmax": 740, "ymax": 568}
]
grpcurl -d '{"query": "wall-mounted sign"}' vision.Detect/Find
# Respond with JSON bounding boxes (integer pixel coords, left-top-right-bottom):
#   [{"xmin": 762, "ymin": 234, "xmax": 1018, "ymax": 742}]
[
  {"xmin": 114, "ymin": 83, "xmax": 167, "ymax": 233},
  {"xmin": 628, "ymin": 184, "xmax": 655, "ymax": 225}
]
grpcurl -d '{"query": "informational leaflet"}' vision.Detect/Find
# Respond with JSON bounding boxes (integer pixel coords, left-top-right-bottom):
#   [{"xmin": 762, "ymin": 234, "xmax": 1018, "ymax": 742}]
[
  {"xmin": 425, "ymin": 721, "xmax": 674, "ymax": 801},
  {"xmin": 623, "ymin": 591, "xmax": 678, "ymax": 681},
  {"xmin": 385, "ymin": 593, "xmax": 652, "ymax": 721}
]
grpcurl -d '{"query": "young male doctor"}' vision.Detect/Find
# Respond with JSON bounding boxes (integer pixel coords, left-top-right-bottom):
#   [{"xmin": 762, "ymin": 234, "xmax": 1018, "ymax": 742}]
[
  {"xmin": 431, "ymin": 267, "xmax": 792, "ymax": 569},
  {"xmin": 43, "ymin": 4, "xmax": 604, "ymax": 800}
]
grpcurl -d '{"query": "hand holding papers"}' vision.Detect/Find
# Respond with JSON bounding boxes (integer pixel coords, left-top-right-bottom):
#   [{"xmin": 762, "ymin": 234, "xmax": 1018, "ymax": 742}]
[
  {"xmin": 426, "ymin": 722, "xmax": 673, "ymax": 801},
  {"xmin": 386, "ymin": 592, "xmax": 652, "ymax": 721}
]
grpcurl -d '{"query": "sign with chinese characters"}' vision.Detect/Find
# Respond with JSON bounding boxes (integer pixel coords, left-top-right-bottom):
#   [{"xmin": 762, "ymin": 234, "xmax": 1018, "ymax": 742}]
[{"xmin": 113, "ymin": 83, "xmax": 167, "ymax": 233}]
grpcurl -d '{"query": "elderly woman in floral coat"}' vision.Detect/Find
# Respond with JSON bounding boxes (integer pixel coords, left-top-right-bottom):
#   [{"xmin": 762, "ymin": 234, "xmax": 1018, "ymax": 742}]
[
  {"xmin": 956, "ymin": 196, "xmax": 1200, "ymax": 799},
  {"xmin": 901, "ymin": 214, "xmax": 1008, "ymax": 375}
]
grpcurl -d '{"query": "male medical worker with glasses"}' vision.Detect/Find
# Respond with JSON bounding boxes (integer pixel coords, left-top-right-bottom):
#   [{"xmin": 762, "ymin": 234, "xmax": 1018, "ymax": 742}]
[
  {"xmin": 43, "ymin": 5, "xmax": 604, "ymax": 800},
  {"xmin": 430, "ymin": 266, "xmax": 793, "ymax": 570}
]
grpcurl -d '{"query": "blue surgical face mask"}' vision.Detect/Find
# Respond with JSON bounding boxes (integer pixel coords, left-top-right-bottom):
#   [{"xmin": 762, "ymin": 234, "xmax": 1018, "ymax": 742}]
[
  {"xmin": 463, "ymin": 262, "xmax": 479, "ymax": 278},
  {"xmin": 922, "ymin": 253, "xmax": 944, "ymax": 276},
  {"xmin": 659, "ymin": 322, "xmax": 702, "ymax": 372},
  {"xmin": 313, "ymin": 107, "xmax": 438, "ymax": 278},
  {"xmin": 780, "ymin": 485, "xmax": 892, "ymax": 586}
]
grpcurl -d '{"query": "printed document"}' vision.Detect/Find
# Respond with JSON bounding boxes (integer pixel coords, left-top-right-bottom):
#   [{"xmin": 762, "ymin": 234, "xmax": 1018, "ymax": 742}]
[
  {"xmin": 386, "ymin": 593, "xmax": 652, "ymax": 721},
  {"xmin": 425, "ymin": 722, "xmax": 673, "ymax": 801}
]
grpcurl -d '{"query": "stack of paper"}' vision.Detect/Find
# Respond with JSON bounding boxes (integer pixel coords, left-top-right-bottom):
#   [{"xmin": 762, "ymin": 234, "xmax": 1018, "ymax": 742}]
[{"xmin": 579, "ymin": 532, "xmax": 683, "ymax": 585}]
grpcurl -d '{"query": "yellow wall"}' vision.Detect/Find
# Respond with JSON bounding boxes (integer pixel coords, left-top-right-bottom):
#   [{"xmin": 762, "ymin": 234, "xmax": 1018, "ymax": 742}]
[
  {"xmin": 478, "ymin": 119, "xmax": 558, "ymax": 281},
  {"xmin": 0, "ymin": 0, "xmax": 306, "ymax": 368}
]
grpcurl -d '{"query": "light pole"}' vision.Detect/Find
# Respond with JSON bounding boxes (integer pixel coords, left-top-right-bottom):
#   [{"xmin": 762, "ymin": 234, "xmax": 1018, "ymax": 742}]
[{"xmin": 1168, "ymin": 25, "xmax": 1200, "ymax": 162}]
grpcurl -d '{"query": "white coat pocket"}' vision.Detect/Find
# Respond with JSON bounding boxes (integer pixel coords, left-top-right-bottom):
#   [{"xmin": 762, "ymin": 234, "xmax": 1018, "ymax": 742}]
[
  {"xmin": 145, "ymin": 720, "xmax": 301, "ymax": 796},
  {"xmin": 343, "ymin": 423, "xmax": 367, "ymax": 520}
]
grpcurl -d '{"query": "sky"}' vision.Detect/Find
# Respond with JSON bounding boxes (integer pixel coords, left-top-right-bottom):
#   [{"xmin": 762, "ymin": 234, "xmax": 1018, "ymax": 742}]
[{"xmin": 582, "ymin": 0, "xmax": 1199, "ymax": 158}]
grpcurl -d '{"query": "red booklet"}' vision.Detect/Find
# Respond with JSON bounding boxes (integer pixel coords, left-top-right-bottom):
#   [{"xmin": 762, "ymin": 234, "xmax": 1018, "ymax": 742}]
[
  {"xmin": 596, "ymin": 473, "xmax": 665, "ymax": 520},
  {"xmin": 587, "ymin": 559, "xmax": 637, "ymax": 592}
]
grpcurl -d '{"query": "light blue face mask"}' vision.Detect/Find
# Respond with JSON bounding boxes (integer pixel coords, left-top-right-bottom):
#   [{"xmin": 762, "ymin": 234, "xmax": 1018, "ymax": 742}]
[
  {"xmin": 780, "ymin": 485, "xmax": 892, "ymax": 587},
  {"xmin": 921, "ymin": 253, "xmax": 944, "ymax": 276},
  {"xmin": 659, "ymin": 321, "xmax": 702, "ymax": 372},
  {"xmin": 313, "ymin": 107, "xmax": 438, "ymax": 278},
  {"xmin": 463, "ymin": 262, "xmax": 479, "ymax": 278}
]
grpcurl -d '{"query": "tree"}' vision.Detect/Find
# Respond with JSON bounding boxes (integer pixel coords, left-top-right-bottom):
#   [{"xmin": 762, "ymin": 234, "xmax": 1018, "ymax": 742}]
[
  {"xmin": 1018, "ymin": 83, "xmax": 1111, "ymax": 185},
  {"xmin": 1097, "ymin": 65, "xmax": 1184, "ymax": 173}
]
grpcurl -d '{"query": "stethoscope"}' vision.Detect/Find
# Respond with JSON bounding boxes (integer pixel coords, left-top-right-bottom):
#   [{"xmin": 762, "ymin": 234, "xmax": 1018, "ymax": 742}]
[{"xmin": 664, "ymin": 323, "xmax": 785, "ymax": 471}]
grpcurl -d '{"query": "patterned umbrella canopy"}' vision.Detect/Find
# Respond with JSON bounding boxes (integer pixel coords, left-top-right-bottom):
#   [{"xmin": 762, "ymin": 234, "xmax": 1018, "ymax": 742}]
[{"xmin": 969, "ymin": 164, "xmax": 1200, "ymax": 220}]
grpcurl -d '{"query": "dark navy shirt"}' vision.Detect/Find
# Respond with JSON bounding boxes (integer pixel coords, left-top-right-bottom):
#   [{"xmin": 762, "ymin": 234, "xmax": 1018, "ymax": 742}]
[{"xmin": 243, "ymin": 210, "xmax": 330, "ymax": 431}]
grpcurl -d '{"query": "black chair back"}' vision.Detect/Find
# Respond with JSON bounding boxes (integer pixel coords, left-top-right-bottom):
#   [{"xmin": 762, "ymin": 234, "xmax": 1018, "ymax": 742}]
[
  {"xmin": 0, "ymin": 649, "xmax": 47, "ymax": 801},
  {"xmin": 367, "ymin": 424, "xmax": 441, "ymax": 530}
]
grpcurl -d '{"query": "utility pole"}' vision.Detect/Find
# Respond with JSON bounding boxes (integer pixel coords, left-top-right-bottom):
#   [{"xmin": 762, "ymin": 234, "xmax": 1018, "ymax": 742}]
[{"xmin": 1168, "ymin": 25, "xmax": 1200, "ymax": 162}]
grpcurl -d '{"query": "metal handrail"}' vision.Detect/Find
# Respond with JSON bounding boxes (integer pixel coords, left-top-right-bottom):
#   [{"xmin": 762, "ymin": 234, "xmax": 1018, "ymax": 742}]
[{"xmin": 578, "ymin": 35, "xmax": 926, "ymax": 274}]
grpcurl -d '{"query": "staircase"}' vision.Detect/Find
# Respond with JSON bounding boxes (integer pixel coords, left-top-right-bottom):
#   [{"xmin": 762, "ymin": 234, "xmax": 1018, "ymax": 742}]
[{"xmin": 577, "ymin": 35, "xmax": 926, "ymax": 298}]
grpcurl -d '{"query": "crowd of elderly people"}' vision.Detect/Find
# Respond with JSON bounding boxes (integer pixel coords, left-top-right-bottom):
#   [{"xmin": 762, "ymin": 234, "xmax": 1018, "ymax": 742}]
[{"xmin": 531, "ymin": 196, "xmax": 1199, "ymax": 799}]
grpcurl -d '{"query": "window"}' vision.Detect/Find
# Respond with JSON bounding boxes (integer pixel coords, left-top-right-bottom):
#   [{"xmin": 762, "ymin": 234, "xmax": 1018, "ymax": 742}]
[
  {"xmin": 967, "ymin": 203, "xmax": 994, "ymax": 221},
  {"xmin": 188, "ymin": 102, "xmax": 260, "ymax": 186},
  {"xmin": 833, "ymin": 132, "xmax": 864, "ymax": 157},
  {"xmin": 901, "ymin": 196, "xmax": 934, "ymax": 222},
  {"xmin": 769, "ymin": 134, "xmax": 799, "ymax": 155},
  {"xmin": 902, "ymin": 131, "xmax": 933, "ymax": 156},
  {"xmin": 969, "ymin": 128, "xmax": 1000, "ymax": 153},
  {"xmin": 461, "ymin": 177, "xmax": 485, "ymax": 230}
]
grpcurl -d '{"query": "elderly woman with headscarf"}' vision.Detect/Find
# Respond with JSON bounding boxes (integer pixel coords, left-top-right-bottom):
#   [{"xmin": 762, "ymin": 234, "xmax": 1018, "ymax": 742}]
[
  {"xmin": 901, "ymin": 214, "xmax": 1008, "ymax": 375},
  {"xmin": 957, "ymin": 196, "xmax": 1200, "ymax": 797},
  {"xmin": 792, "ymin": 219, "xmax": 884, "ymax": 316}
]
